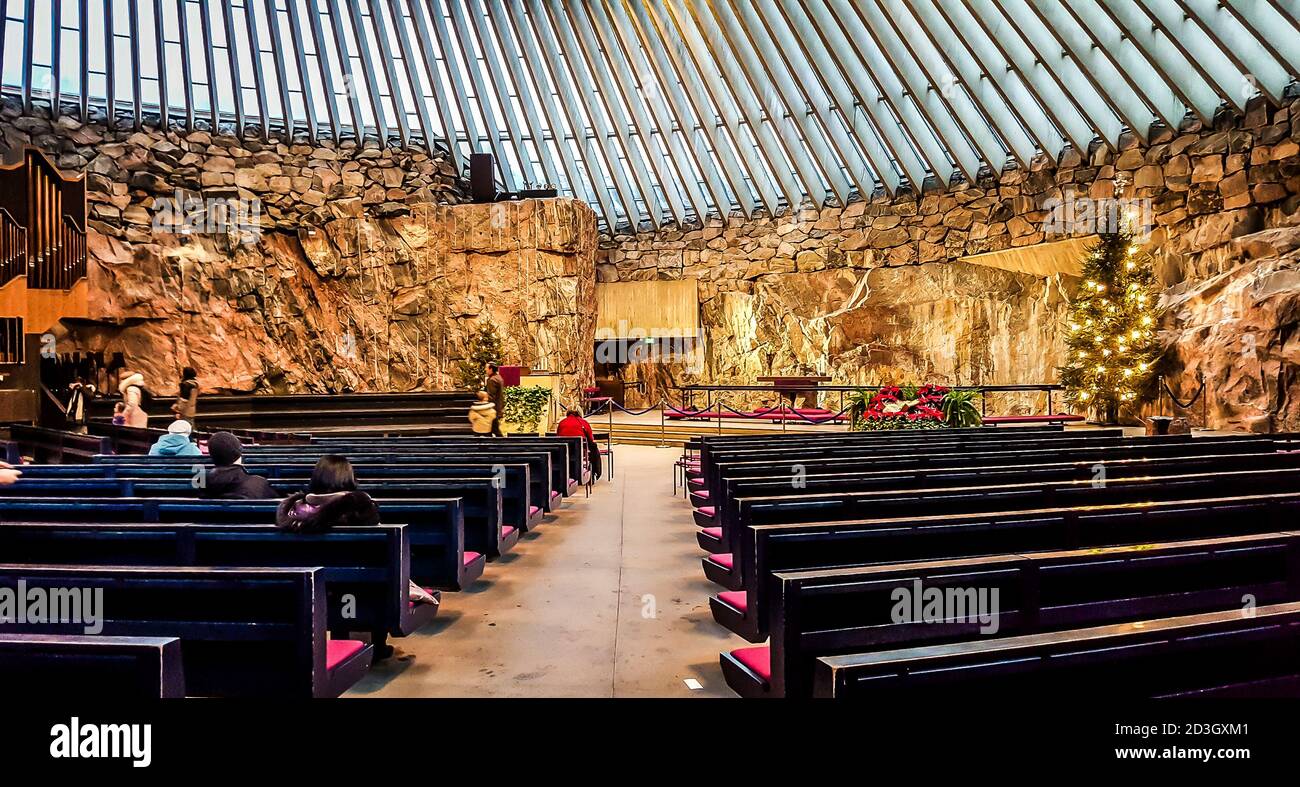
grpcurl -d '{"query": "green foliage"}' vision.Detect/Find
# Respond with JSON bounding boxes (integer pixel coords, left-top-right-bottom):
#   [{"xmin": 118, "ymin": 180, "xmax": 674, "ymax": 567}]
[
  {"xmin": 1058, "ymin": 231, "xmax": 1160, "ymax": 423},
  {"xmin": 504, "ymin": 385, "xmax": 552, "ymax": 432},
  {"xmin": 941, "ymin": 389, "xmax": 983, "ymax": 428},
  {"xmin": 457, "ymin": 323, "xmax": 504, "ymax": 391}
]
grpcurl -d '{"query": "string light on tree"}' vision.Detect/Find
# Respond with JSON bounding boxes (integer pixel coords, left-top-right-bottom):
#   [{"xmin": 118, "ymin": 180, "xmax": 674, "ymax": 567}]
[{"xmin": 1058, "ymin": 230, "xmax": 1159, "ymax": 424}]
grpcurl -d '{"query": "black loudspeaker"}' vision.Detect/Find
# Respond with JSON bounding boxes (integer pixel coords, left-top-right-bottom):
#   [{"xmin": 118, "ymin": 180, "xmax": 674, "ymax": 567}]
[{"xmin": 470, "ymin": 153, "xmax": 495, "ymax": 203}]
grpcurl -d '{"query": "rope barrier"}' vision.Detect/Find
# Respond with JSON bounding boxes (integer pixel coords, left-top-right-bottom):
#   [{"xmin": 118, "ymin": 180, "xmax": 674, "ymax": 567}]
[{"xmin": 1162, "ymin": 378, "xmax": 1206, "ymax": 410}]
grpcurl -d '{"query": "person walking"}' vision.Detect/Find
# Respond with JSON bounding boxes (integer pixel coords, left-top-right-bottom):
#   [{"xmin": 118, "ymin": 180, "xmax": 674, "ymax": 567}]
[
  {"xmin": 173, "ymin": 367, "xmax": 199, "ymax": 424},
  {"xmin": 468, "ymin": 390, "xmax": 496, "ymax": 436},
  {"xmin": 484, "ymin": 361, "xmax": 506, "ymax": 437},
  {"xmin": 119, "ymin": 371, "xmax": 150, "ymax": 429},
  {"xmin": 64, "ymin": 379, "xmax": 95, "ymax": 433}
]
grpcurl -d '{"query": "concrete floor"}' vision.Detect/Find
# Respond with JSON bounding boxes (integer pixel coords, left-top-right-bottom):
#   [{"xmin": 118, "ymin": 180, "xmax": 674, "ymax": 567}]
[{"xmin": 346, "ymin": 444, "xmax": 735, "ymax": 698}]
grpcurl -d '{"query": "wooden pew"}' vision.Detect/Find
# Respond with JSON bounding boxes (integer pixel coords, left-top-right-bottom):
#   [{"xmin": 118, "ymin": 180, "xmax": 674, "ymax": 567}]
[
  {"xmin": 95, "ymin": 450, "xmax": 560, "ymax": 512},
  {"xmin": 0, "ymin": 565, "xmax": 372, "ymax": 697},
  {"xmin": 697, "ymin": 435, "xmax": 1285, "ymax": 552},
  {"xmin": 0, "ymin": 522, "xmax": 437, "ymax": 643},
  {"xmin": 812, "ymin": 601, "xmax": 1300, "ymax": 699},
  {"xmin": 721, "ymin": 464, "xmax": 1300, "ymax": 592},
  {"xmin": 17, "ymin": 462, "xmax": 541, "ymax": 532},
  {"xmin": 242, "ymin": 444, "xmax": 574, "ymax": 503},
  {"xmin": 704, "ymin": 449, "xmax": 1300, "ymax": 588},
  {"xmin": 7, "ymin": 424, "xmax": 112, "ymax": 463},
  {"xmin": 728, "ymin": 531, "xmax": 1300, "ymax": 697},
  {"xmin": 0, "ymin": 496, "xmax": 480, "ymax": 592},
  {"xmin": 0, "ymin": 633, "xmax": 185, "ymax": 698},
  {"xmin": 1, "ymin": 477, "xmax": 514, "ymax": 560},
  {"xmin": 715, "ymin": 491, "xmax": 1300, "ymax": 642},
  {"xmin": 314, "ymin": 435, "xmax": 590, "ymax": 489}
]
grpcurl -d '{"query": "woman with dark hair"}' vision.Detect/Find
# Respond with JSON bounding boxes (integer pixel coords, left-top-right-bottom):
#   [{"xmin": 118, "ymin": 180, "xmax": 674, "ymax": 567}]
[
  {"xmin": 275, "ymin": 455, "xmax": 380, "ymax": 532},
  {"xmin": 275, "ymin": 456, "xmax": 439, "ymax": 641},
  {"xmin": 173, "ymin": 367, "xmax": 199, "ymax": 423}
]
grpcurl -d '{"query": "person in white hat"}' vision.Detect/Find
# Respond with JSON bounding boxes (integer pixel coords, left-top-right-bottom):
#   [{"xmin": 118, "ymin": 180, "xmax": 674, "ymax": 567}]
[
  {"xmin": 147, "ymin": 419, "xmax": 202, "ymax": 457},
  {"xmin": 118, "ymin": 371, "xmax": 150, "ymax": 429}
]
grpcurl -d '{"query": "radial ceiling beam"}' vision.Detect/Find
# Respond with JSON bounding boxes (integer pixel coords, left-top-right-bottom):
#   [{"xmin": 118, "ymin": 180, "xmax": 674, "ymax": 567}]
[
  {"xmin": 1174, "ymin": 0, "xmax": 1290, "ymax": 105},
  {"xmin": 870, "ymin": 0, "xmax": 1013, "ymax": 172},
  {"xmin": 789, "ymin": 0, "xmax": 930, "ymax": 190},
  {"xmin": 667, "ymin": 0, "xmax": 792, "ymax": 213},
  {"xmin": 600, "ymin": 0, "xmax": 713, "ymax": 222},
  {"xmin": 465, "ymin": 0, "xmax": 541, "ymax": 185},
  {"xmin": 1222, "ymin": 0, "xmax": 1300, "ymax": 79},
  {"xmin": 483, "ymin": 0, "xmax": 561, "ymax": 188},
  {"xmin": 304, "ymin": 0, "xmax": 345, "ymax": 144},
  {"xmin": 556, "ymin": 0, "xmax": 662, "ymax": 225},
  {"xmin": 1095, "ymin": 0, "xmax": 1220, "ymax": 123},
  {"xmin": 385, "ymin": 0, "xmax": 442, "ymax": 154},
  {"xmin": 445, "ymin": 0, "xmax": 518, "ymax": 189},
  {"xmin": 1134, "ymin": 0, "xmax": 1256, "ymax": 111},
  {"xmin": 585, "ymin": 0, "xmax": 690, "ymax": 224}
]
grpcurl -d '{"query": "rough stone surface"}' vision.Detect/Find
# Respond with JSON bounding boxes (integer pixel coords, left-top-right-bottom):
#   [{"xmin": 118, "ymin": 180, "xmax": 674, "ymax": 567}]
[{"xmin": 599, "ymin": 98, "xmax": 1300, "ymax": 426}]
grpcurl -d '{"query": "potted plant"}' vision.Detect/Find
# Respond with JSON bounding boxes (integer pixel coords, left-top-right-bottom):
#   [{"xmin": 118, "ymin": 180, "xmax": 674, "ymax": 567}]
[{"xmin": 503, "ymin": 385, "xmax": 552, "ymax": 435}]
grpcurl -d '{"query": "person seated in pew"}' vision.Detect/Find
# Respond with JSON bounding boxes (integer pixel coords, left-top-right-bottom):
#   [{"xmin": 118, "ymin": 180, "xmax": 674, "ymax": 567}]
[
  {"xmin": 148, "ymin": 419, "xmax": 202, "ymax": 457},
  {"xmin": 111, "ymin": 402, "xmax": 126, "ymax": 426},
  {"xmin": 468, "ymin": 390, "xmax": 496, "ymax": 436},
  {"xmin": 0, "ymin": 461, "xmax": 20, "ymax": 485},
  {"xmin": 200, "ymin": 432, "xmax": 278, "ymax": 499},
  {"xmin": 276, "ymin": 455, "xmax": 440, "ymax": 609},
  {"xmin": 556, "ymin": 409, "xmax": 601, "ymax": 480}
]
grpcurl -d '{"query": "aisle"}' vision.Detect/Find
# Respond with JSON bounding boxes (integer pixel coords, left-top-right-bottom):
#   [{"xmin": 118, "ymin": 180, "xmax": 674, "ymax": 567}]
[{"xmin": 348, "ymin": 444, "xmax": 733, "ymax": 698}]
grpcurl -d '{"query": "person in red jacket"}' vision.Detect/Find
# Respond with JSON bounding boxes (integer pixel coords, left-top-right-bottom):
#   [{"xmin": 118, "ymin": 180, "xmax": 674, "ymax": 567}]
[{"xmin": 556, "ymin": 409, "xmax": 602, "ymax": 479}]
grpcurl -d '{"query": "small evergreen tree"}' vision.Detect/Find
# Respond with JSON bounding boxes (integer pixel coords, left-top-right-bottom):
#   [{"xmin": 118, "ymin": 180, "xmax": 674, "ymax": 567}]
[
  {"xmin": 457, "ymin": 323, "xmax": 504, "ymax": 390},
  {"xmin": 1058, "ymin": 230, "xmax": 1160, "ymax": 423}
]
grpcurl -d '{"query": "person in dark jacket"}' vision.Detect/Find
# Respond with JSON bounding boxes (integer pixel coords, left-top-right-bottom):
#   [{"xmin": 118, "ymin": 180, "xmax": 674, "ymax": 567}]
[
  {"xmin": 274, "ymin": 455, "xmax": 436, "ymax": 655},
  {"xmin": 275, "ymin": 455, "xmax": 382, "ymax": 533},
  {"xmin": 173, "ymin": 366, "xmax": 199, "ymax": 423},
  {"xmin": 484, "ymin": 361, "xmax": 506, "ymax": 437},
  {"xmin": 199, "ymin": 431, "xmax": 278, "ymax": 500},
  {"xmin": 275, "ymin": 455, "xmax": 439, "ymax": 650}
]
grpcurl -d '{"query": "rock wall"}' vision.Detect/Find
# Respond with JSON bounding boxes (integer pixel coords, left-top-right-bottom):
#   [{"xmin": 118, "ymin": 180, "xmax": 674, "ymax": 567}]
[
  {"xmin": 2, "ymin": 101, "xmax": 597, "ymax": 402},
  {"xmin": 599, "ymin": 96, "xmax": 1300, "ymax": 426}
]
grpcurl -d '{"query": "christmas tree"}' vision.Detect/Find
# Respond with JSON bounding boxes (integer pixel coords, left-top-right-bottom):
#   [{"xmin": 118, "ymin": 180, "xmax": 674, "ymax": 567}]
[
  {"xmin": 1058, "ymin": 230, "xmax": 1159, "ymax": 423},
  {"xmin": 456, "ymin": 322, "xmax": 504, "ymax": 390}
]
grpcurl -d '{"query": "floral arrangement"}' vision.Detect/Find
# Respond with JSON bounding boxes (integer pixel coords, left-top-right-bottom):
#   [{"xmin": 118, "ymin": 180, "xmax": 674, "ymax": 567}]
[{"xmin": 848, "ymin": 384, "xmax": 981, "ymax": 431}]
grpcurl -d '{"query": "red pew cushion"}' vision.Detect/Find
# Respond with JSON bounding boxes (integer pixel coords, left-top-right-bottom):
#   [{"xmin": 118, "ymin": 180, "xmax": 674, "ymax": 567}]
[
  {"xmin": 700, "ymin": 526, "xmax": 722, "ymax": 539},
  {"xmin": 730, "ymin": 646, "xmax": 771, "ymax": 684},
  {"xmin": 529, "ymin": 505, "xmax": 541, "ymax": 518},
  {"xmin": 707, "ymin": 553, "xmax": 734, "ymax": 570},
  {"xmin": 326, "ymin": 639, "xmax": 365, "ymax": 671},
  {"xmin": 717, "ymin": 590, "xmax": 747, "ymax": 613},
  {"xmin": 464, "ymin": 551, "xmax": 483, "ymax": 567},
  {"xmin": 696, "ymin": 506, "xmax": 716, "ymax": 518},
  {"xmin": 693, "ymin": 490, "xmax": 710, "ymax": 500},
  {"xmin": 502, "ymin": 526, "xmax": 517, "ymax": 539}
]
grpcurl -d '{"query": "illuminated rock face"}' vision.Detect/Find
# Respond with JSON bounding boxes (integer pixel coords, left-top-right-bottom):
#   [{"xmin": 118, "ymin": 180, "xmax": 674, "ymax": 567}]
[{"xmin": 56, "ymin": 199, "xmax": 598, "ymax": 403}]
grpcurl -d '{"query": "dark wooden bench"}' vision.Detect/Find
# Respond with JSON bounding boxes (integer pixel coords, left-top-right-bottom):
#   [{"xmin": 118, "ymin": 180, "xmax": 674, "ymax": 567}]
[
  {"xmin": 812, "ymin": 601, "xmax": 1300, "ymax": 699},
  {"xmin": 0, "ymin": 564, "xmax": 372, "ymax": 697},
  {"xmin": 314, "ymin": 435, "xmax": 590, "ymax": 490},
  {"xmin": 0, "ymin": 496, "xmax": 480, "ymax": 591},
  {"xmin": 729, "ymin": 531, "xmax": 1300, "ymax": 697},
  {"xmin": 17, "ymin": 462, "xmax": 541, "ymax": 532},
  {"xmin": 244, "ymin": 444, "xmax": 574, "ymax": 503},
  {"xmin": 96, "ymin": 450, "xmax": 560, "ymax": 512},
  {"xmin": 704, "ymin": 450, "xmax": 1300, "ymax": 590},
  {"xmin": 698, "ymin": 434, "xmax": 1284, "ymax": 552},
  {"xmin": 0, "ymin": 633, "xmax": 186, "ymax": 698},
  {"xmin": 6, "ymin": 424, "xmax": 112, "ymax": 463},
  {"xmin": 716, "ymin": 491, "xmax": 1300, "ymax": 642},
  {"xmin": 0, "ymin": 477, "xmax": 515, "ymax": 560},
  {"xmin": 0, "ymin": 522, "xmax": 438, "ymax": 645}
]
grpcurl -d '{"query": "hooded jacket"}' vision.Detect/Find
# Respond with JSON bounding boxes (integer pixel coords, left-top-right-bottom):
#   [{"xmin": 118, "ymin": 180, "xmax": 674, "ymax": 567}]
[
  {"xmin": 200, "ymin": 465, "xmax": 279, "ymax": 500},
  {"xmin": 148, "ymin": 432, "xmax": 202, "ymax": 457},
  {"xmin": 468, "ymin": 401, "xmax": 497, "ymax": 434},
  {"xmin": 275, "ymin": 490, "xmax": 380, "ymax": 533},
  {"xmin": 119, "ymin": 373, "xmax": 149, "ymax": 429}
]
